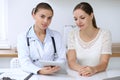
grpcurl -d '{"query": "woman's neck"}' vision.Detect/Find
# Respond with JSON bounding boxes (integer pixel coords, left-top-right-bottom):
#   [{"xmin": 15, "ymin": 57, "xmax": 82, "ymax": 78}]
[
  {"xmin": 34, "ymin": 25, "xmax": 46, "ymax": 36},
  {"xmin": 34, "ymin": 25, "xmax": 46, "ymax": 43},
  {"xmin": 80, "ymin": 26, "xmax": 98, "ymax": 42}
]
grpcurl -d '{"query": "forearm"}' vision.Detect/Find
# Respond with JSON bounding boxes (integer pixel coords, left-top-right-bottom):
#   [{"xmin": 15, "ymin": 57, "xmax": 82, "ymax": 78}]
[
  {"xmin": 93, "ymin": 54, "xmax": 110, "ymax": 73},
  {"xmin": 69, "ymin": 62, "xmax": 83, "ymax": 72},
  {"xmin": 19, "ymin": 57, "xmax": 40, "ymax": 74},
  {"xmin": 93, "ymin": 62, "xmax": 108, "ymax": 73},
  {"xmin": 67, "ymin": 50, "xmax": 84, "ymax": 72}
]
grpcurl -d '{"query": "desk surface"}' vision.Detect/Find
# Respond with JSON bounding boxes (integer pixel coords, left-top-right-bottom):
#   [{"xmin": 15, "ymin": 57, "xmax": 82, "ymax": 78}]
[
  {"xmin": 0, "ymin": 50, "xmax": 120, "ymax": 57},
  {"xmin": 0, "ymin": 50, "xmax": 17, "ymax": 57},
  {"xmin": 0, "ymin": 68, "xmax": 120, "ymax": 80}
]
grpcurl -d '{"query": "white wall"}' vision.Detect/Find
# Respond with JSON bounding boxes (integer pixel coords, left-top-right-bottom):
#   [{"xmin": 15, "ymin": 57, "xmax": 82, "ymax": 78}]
[{"xmin": 7, "ymin": 0, "xmax": 120, "ymax": 48}]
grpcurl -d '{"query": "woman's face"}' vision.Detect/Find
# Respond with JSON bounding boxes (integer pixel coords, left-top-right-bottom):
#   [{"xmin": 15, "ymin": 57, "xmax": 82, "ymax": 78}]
[
  {"xmin": 73, "ymin": 9, "xmax": 93, "ymax": 30},
  {"xmin": 33, "ymin": 9, "xmax": 53, "ymax": 30}
]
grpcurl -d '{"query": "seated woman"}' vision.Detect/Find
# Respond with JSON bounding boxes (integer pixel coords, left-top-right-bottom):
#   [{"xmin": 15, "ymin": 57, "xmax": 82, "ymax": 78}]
[
  {"xmin": 17, "ymin": 2, "xmax": 66, "ymax": 75},
  {"xmin": 67, "ymin": 2, "xmax": 112, "ymax": 77}
]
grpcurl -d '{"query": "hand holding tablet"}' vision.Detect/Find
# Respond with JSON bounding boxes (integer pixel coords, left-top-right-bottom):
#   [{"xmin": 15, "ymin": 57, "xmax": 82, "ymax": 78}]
[{"xmin": 40, "ymin": 60, "xmax": 67, "ymax": 74}]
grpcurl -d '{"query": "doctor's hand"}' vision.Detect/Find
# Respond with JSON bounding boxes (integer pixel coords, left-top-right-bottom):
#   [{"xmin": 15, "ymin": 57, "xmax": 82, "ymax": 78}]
[{"xmin": 38, "ymin": 66, "xmax": 60, "ymax": 75}]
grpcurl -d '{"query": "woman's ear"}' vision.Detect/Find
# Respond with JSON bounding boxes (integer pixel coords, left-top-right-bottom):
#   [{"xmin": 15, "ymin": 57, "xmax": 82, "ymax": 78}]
[
  {"xmin": 32, "ymin": 8, "xmax": 36, "ymax": 19},
  {"xmin": 32, "ymin": 13, "xmax": 36, "ymax": 20},
  {"xmin": 90, "ymin": 13, "xmax": 94, "ymax": 19}
]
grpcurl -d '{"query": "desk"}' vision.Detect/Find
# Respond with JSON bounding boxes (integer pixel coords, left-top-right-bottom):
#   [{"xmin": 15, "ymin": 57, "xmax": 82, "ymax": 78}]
[
  {"xmin": 0, "ymin": 49, "xmax": 120, "ymax": 57},
  {"xmin": 0, "ymin": 68, "xmax": 120, "ymax": 80},
  {"xmin": 0, "ymin": 50, "xmax": 17, "ymax": 57},
  {"xmin": 0, "ymin": 68, "xmax": 72, "ymax": 80}
]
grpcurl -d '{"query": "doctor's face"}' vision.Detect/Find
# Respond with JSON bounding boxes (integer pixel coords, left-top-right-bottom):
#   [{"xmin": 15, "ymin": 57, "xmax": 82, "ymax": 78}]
[{"xmin": 33, "ymin": 9, "xmax": 53, "ymax": 30}]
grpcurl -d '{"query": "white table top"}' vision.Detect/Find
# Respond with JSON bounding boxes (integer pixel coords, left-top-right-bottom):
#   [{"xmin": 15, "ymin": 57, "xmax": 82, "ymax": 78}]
[{"xmin": 0, "ymin": 68, "xmax": 120, "ymax": 80}]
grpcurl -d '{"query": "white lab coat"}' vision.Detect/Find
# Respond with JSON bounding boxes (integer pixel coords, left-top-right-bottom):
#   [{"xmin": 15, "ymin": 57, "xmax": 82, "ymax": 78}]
[{"xmin": 17, "ymin": 26, "xmax": 66, "ymax": 74}]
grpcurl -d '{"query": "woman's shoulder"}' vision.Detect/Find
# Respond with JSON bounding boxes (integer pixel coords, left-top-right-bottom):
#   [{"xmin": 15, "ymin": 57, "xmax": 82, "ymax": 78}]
[
  {"xmin": 100, "ymin": 28, "xmax": 111, "ymax": 34},
  {"xmin": 99, "ymin": 28, "xmax": 111, "ymax": 38},
  {"xmin": 17, "ymin": 30, "xmax": 27, "ymax": 40}
]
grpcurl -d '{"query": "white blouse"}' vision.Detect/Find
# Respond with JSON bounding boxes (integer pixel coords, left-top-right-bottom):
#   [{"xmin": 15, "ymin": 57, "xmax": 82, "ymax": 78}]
[{"xmin": 67, "ymin": 28, "xmax": 112, "ymax": 66}]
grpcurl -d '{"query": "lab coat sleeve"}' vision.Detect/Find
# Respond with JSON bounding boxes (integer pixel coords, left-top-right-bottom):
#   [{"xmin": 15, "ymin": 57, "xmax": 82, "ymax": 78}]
[
  {"xmin": 17, "ymin": 33, "xmax": 41, "ymax": 74},
  {"xmin": 53, "ymin": 31, "xmax": 67, "ymax": 62}
]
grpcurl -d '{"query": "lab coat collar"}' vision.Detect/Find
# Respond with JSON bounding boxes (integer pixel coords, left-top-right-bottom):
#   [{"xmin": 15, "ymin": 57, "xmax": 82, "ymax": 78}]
[
  {"xmin": 27, "ymin": 26, "xmax": 38, "ymax": 41},
  {"xmin": 27, "ymin": 26, "xmax": 52, "ymax": 42}
]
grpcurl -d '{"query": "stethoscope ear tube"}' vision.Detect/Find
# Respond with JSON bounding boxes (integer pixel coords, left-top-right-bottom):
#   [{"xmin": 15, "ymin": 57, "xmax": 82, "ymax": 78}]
[
  {"xmin": 26, "ymin": 26, "xmax": 32, "ymax": 47},
  {"xmin": 27, "ymin": 37, "xmax": 30, "ymax": 46}
]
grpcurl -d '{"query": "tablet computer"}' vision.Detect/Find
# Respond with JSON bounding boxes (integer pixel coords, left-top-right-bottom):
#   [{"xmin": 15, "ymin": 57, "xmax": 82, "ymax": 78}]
[
  {"xmin": 40, "ymin": 60, "xmax": 67, "ymax": 74},
  {"xmin": 103, "ymin": 76, "xmax": 120, "ymax": 80}
]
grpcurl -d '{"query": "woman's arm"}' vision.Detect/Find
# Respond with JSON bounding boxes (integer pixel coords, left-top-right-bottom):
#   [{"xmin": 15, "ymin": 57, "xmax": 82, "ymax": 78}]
[
  {"xmin": 92, "ymin": 30, "xmax": 112, "ymax": 73},
  {"xmin": 17, "ymin": 33, "xmax": 41, "ymax": 74},
  {"xmin": 94, "ymin": 54, "xmax": 110, "ymax": 72},
  {"xmin": 67, "ymin": 50, "xmax": 85, "ymax": 72},
  {"xmin": 79, "ymin": 54, "xmax": 111, "ymax": 77}
]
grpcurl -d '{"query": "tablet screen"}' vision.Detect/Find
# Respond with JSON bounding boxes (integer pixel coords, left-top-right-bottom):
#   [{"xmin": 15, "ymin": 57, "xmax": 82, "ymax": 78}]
[
  {"xmin": 103, "ymin": 76, "xmax": 120, "ymax": 80},
  {"xmin": 40, "ymin": 60, "xmax": 67, "ymax": 74}
]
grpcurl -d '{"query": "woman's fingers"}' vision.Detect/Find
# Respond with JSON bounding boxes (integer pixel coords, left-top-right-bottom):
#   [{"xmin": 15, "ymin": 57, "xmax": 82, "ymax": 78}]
[
  {"xmin": 41, "ymin": 66, "xmax": 60, "ymax": 74},
  {"xmin": 79, "ymin": 66, "xmax": 95, "ymax": 77}
]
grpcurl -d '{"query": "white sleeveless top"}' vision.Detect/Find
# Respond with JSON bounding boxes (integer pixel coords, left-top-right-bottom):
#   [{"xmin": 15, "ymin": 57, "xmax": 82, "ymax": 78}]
[{"xmin": 67, "ymin": 28, "xmax": 112, "ymax": 66}]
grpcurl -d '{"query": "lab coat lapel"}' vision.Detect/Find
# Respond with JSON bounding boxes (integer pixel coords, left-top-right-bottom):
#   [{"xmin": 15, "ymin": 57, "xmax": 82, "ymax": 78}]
[{"xmin": 35, "ymin": 40, "xmax": 45, "ymax": 58}]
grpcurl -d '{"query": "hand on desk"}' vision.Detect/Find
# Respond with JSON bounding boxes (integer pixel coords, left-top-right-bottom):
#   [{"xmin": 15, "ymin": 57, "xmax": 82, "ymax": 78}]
[
  {"xmin": 38, "ymin": 66, "xmax": 60, "ymax": 75},
  {"xmin": 78, "ymin": 66, "xmax": 97, "ymax": 77}
]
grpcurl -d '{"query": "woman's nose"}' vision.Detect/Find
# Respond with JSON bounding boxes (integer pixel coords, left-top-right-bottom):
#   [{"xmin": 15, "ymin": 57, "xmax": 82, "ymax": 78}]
[
  {"xmin": 76, "ymin": 19, "xmax": 82, "ymax": 25},
  {"xmin": 44, "ymin": 18, "xmax": 48, "ymax": 23}
]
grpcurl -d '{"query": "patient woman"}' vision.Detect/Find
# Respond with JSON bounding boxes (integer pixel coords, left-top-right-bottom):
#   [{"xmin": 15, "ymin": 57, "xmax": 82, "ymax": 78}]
[{"xmin": 67, "ymin": 2, "xmax": 112, "ymax": 77}]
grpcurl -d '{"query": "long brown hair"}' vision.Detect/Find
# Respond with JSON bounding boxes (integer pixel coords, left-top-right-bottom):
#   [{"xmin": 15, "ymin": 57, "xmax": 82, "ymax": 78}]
[{"xmin": 73, "ymin": 2, "xmax": 97, "ymax": 28}]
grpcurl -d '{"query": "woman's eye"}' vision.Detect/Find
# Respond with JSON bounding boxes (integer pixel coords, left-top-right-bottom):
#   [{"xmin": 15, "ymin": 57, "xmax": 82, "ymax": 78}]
[
  {"xmin": 40, "ymin": 15, "xmax": 45, "ymax": 18},
  {"xmin": 74, "ymin": 18, "xmax": 77, "ymax": 21},
  {"xmin": 48, "ymin": 17, "xmax": 52, "ymax": 20},
  {"xmin": 81, "ymin": 17, "xmax": 85, "ymax": 19}
]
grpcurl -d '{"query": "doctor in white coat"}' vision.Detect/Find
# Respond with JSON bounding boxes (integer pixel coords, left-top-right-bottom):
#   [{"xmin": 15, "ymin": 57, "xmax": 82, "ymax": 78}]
[{"xmin": 17, "ymin": 2, "xmax": 66, "ymax": 75}]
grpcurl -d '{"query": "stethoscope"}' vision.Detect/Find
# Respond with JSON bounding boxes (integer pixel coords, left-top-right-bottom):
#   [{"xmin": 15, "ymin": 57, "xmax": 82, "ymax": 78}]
[{"xmin": 26, "ymin": 26, "xmax": 58, "ymax": 62}]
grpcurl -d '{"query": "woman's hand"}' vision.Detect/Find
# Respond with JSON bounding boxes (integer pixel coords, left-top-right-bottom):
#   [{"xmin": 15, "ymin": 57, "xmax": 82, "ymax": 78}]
[
  {"xmin": 78, "ymin": 66, "xmax": 97, "ymax": 77},
  {"xmin": 38, "ymin": 66, "xmax": 60, "ymax": 75}
]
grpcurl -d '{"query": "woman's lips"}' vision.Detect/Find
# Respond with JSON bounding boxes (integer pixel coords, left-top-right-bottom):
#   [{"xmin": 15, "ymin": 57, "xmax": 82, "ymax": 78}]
[
  {"xmin": 42, "ymin": 24, "xmax": 48, "ymax": 28},
  {"xmin": 79, "ymin": 25, "xmax": 84, "ymax": 28}
]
